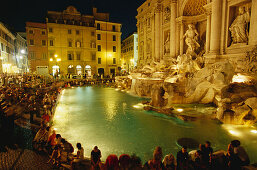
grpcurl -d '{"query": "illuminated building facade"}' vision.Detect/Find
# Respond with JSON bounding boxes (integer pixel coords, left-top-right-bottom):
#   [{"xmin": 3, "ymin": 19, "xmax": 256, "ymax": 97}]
[
  {"xmin": 15, "ymin": 33, "xmax": 29, "ymax": 73},
  {"xmin": 26, "ymin": 22, "xmax": 48, "ymax": 74},
  {"xmin": 46, "ymin": 6, "xmax": 121, "ymax": 76},
  {"xmin": 121, "ymin": 33, "xmax": 138, "ymax": 73},
  {"xmin": 136, "ymin": 0, "xmax": 257, "ymax": 72},
  {"xmin": 0, "ymin": 22, "xmax": 17, "ymax": 73}
]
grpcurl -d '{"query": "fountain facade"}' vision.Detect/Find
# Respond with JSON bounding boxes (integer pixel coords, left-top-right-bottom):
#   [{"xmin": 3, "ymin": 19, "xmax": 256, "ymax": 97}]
[{"xmin": 116, "ymin": 0, "xmax": 257, "ymax": 125}]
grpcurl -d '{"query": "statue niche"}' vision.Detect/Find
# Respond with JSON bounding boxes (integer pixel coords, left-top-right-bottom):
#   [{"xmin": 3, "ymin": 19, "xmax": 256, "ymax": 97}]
[
  {"xmin": 229, "ymin": 6, "xmax": 250, "ymax": 45},
  {"xmin": 164, "ymin": 7, "xmax": 171, "ymax": 24},
  {"xmin": 183, "ymin": 24, "xmax": 200, "ymax": 55},
  {"xmin": 164, "ymin": 31, "xmax": 170, "ymax": 55}
]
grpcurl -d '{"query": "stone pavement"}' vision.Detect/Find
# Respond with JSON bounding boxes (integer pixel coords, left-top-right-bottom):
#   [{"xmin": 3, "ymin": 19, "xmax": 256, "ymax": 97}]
[{"xmin": 0, "ymin": 147, "xmax": 54, "ymax": 170}]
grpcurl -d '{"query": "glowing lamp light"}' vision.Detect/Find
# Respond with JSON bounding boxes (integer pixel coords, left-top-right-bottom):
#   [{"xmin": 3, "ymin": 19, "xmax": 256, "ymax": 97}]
[
  {"xmin": 54, "ymin": 54, "xmax": 58, "ymax": 58},
  {"xmin": 21, "ymin": 49, "xmax": 25, "ymax": 54},
  {"xmin": 228, "ymin": 130, "xmax": 241, "ymax": 137},
  {"xmin": 232, "ymin": 74, "xmax": 249, "ymax": 83},
  {"xmin": 133, "ymin": 103, "xmax": 144, "ymax": 109},
  {"xmin": 176, "ymin": 108, "xmax": 184, "ymax": 112},
  {"xmin": 251, "ymin": 130, "xmax": 257, "ymax": 134},
  {"xmin": 57, "ymin": 58, "xmax": 61, "ymax": 62},
  {"xmin": 54, "ymin": 128, "xmax": 57, "ymax": 130},
  {"xmin": 133, "ymin": 105, "xmax": 141, "ymax": 109},
  {"xmin": 50, "ymin": 58, "xmax": 53, "ymax": 61},
  {"xmin": 115, "ymin": 89, "xmax": 119, "ymax": 91}
]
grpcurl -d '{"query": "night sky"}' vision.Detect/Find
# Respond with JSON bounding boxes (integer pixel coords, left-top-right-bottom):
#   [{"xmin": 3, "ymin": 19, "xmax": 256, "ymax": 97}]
[{"xmin": 0, "ymin": 0, "xmax": 146, "ymax": 40}]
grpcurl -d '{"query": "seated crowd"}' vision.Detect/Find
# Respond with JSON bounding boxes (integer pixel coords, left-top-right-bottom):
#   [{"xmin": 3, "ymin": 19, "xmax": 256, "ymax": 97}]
[
  {"xmin": 33, "ymin": 124, "xmax": 250, "ymax": 170},
  {"xmin": 0, "ymin": 74, "xmax": 250, "ymax": 170}
]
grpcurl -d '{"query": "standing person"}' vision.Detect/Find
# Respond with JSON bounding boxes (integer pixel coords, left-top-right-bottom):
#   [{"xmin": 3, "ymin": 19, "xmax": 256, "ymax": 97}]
[
  {"xmin": 177, "ymin": 146, "xmax": 189, "ymax": 170},
  {"xmin": 204, "ymin": 141, "xmax": 213, "ymax": 165},
  {"xmin": 91, "ymin": 146, "xmax": 102, "ymax": 170}
]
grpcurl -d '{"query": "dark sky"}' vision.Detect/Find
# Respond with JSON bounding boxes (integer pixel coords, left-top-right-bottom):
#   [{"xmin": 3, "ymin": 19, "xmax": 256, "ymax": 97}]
[{"xmin": 0, "ymin": 0, "xmax": 146, "ymax": 40}]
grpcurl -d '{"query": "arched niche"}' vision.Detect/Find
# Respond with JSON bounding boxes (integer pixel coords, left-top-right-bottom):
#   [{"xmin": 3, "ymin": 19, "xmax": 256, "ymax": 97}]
[{"xmin": 178, "ymin": 0, "xmax": 207, "ymax": 55}]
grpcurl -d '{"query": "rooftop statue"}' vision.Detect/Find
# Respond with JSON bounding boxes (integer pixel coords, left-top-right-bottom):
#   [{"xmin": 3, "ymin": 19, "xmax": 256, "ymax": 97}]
[
  {"xmin": 183, "ymin": 24, "xmax": 200, "ymax": 54},
  {"xmin": 229, "ymin": 6, "xmax": 250, "ymax": 44}
]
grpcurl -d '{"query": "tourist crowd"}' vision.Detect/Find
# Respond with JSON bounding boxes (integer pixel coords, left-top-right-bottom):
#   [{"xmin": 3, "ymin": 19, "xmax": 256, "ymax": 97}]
[
  {"xmin": 0, "ymin": 74, "xmax": 251, "ymax": 170},
  {"xmin": 34, "ymin": 125, "xmax": 250, "ymax": 170}
]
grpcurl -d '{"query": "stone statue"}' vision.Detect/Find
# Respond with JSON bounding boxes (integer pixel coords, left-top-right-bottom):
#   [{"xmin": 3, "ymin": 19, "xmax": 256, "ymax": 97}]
[
  {"xmin": 229, "ymin": 6, "xmax": 250, "ymax": 44},
  {"xmin": 183, "ymin": 24, "xmax": 200, "ymax": 54},
  {"xmin": 164, "ymin": 32, "xmax": 170, "ymax": 55}
]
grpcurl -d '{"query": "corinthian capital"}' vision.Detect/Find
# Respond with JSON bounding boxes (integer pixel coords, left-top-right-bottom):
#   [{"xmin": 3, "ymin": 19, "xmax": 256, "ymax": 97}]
[{"xmin": 155, "ymin": 3, "xmax": 162, "ymax": 13}]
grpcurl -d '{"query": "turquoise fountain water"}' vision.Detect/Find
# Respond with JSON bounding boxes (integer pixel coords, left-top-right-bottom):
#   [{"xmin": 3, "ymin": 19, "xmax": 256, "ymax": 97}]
[{"xmin": 52, "ymin": 86, "xmax": 257, "ymax": 163}]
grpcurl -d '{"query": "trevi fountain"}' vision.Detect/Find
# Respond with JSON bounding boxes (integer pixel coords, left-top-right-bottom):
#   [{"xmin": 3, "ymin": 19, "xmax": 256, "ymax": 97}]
[{"xmin": 117, "ymin": 0, "xmax": 257, "ymax": 126}]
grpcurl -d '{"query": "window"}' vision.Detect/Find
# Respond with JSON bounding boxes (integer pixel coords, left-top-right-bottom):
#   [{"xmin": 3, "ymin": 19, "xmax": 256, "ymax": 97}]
[
  {"xmin": 49, "ymin": 40, "xmax": 54, "ymax": 46},
  {"xmin": 91, "ymin": 53, "xmax": 96, "ymax": 60},
  {"xmin": 68, "ymin": 29, "xmax": 72, "ymax": 34},
  {"xmin": 113, "ymin": 35, "xmax": 116, "ymax": 41},
  {"xmin": 68, "ymin": 41, "xmax": 72, "ymax": 47},
  {"xmin": 91, "ymin": 31, "xmax": 95, "ymax": 36},
  {"xmin": 6, "ymin": 46, "xmax": 10, "ymax": 53},
  {"xmin": 98, "ymin": 58, "xmax": 101, "ymax": 64},
  {"xmin": 112, "ymin": 25, "xmax": 116, "ymax": 32},
  {"xmin": 29, "ymin": 30, "xmax": 33, "ymax": 34},
  {"xmin": 76, "ymin": 53, "xmax": 81, "ymax": 60},
  {"xmin": 76, "ymin": 30, "xmax": 80, "ymax": 35},
  {"xmin": 49, "ymin": 28, "xmax": 53, "ymax": 33},
  {"xmin": 42, "ymin": 31, "xmax": 46, "ymax": 35},
  {"xmin": 97, "ymin": 23, "xmax": 100, "ymax": 30},
  {"xmin": 42, "ymin": 53, "xmax": 47, "ymax": 59},
  {"xmin": 97, "ymin": 34, "xmax": 101, "ymax": 40},
  {"xmin": 76, "ymin": 41, "xmax": 81, "ymax": 48},
  {"xmin": 42, "ymin": 40, "xmax": 46, "ymax": 46},
  {"xmin": 67, "ymin": 53, "xmax": 73, "ymax": 60},
  {"xmin": 30, "ymin": 52, "xmax": 36, "ymax": 59},
  {"xmin": 29, "ymin": 39, "xmax": 34, "ymax": 45},
  {"xmin": 91, "ymin": 41, "xmax": 96, "ymax": 48},
  {"xmin": 97, "ymin": 45, "xmax": 101, "ymax": 51},
  {"xmin": 1, "ymin": 43, "xmax": 4, "ymax": 51},
  {"xmin": 113, "ymin": 46, "xmax": 116, "ymax": 52},
  {"xmin": 113, "ymin": 58, "xmax": 116, "ymax": 64}
]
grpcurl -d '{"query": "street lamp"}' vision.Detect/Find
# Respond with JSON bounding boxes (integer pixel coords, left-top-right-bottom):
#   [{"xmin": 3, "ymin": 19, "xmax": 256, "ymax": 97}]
[{"xmin": 50, "ymin": 54, "xmax": 61, "ymax": 78}]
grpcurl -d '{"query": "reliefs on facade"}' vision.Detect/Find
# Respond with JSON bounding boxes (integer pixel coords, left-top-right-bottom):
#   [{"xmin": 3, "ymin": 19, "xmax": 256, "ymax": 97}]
[
  {"xmin": 164, "ymin": 6, "xmax": 171, "ymax": 23},
  {"xmin": 229, "ymin": 6, "xmax": 250, "ymax": 44},
  {"xmin": 183, "ymin": 24, "xmax": 200, "ymax": 54},
  {"xmin": 243, "ymin": 46, "xmax": 257, "ymax": 73}
]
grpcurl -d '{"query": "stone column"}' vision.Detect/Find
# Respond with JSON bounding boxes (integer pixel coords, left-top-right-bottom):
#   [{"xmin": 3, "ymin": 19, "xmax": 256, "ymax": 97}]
[
  {"xmin": 249, "ymin": 0, "xmax": 257, "ymax": 45},
  {"xmin": 206, "ymin": 13, "xmax": 211, "ymax": 53},
  {"xmin": 180, "ymin": 22, "xmax": 184, "ymax": 55},
  {"xmin": 209, "ymin": 0, "xmax": 222, "ymax": 54},
  {"xmin": 155, "ymin": 4, "xmax": 161, "ymax": 61},
  {"xmin": 170, "ymin": 0, "xmax": 177, "ymax": 58}
]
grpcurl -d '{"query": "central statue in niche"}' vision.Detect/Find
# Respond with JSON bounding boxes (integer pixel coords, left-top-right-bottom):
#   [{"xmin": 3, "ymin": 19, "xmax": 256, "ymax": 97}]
[
  {"xmin": 229, "ymin": 6, "xmax": 250, "ymax": 44},
  {"xmin": 183, "ymin": 24, "xmax": 200, "ymax": 54}
]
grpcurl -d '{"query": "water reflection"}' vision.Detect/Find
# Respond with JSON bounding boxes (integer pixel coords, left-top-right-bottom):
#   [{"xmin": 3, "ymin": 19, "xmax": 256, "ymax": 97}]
[{"xmin": 53, "ymin": 87, "xmax": 257, "ymax": 163}]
